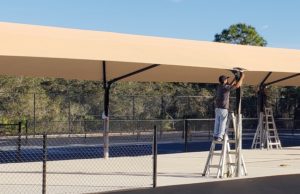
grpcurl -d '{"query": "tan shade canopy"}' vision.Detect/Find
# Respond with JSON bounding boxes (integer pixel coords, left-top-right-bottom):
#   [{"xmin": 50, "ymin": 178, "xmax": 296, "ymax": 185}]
[{"xmin": 0, "ymin": 22, "xmax": 300, "ymax": 86}]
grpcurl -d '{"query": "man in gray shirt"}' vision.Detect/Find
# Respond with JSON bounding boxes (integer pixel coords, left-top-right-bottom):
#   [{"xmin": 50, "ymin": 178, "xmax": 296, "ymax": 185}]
[{"xmin": 213, "ymin": 73, "xmax": 245, "ymax": 141}]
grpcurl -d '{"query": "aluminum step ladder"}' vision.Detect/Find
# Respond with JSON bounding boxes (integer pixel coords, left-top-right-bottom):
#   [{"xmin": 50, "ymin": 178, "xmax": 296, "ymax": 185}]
[
  {"xmin": 252, "ymin": 107, "xmax": 282, "ymax": 149},
  {"xmin": 202, "ymin": 113, "xmax": 247, "ymax": 178}
]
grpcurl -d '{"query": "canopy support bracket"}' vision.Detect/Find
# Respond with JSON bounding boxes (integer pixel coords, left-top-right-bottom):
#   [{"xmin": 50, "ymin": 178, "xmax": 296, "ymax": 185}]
[{"xmin": 108, "ymin": 64, "xmax": 160, "ymax": 85}]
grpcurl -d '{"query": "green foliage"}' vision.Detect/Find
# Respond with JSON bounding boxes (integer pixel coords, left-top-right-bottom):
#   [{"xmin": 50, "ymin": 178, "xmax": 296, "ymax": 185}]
[{"xmin": 214, "ymin": 23, "xmax": 267, "ymax": 46}]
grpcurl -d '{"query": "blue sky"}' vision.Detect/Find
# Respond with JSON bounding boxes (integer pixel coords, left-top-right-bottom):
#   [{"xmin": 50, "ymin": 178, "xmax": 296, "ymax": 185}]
[{"xmin": 0, "ymin": 0, "xmax": 299, "ymax": 49}]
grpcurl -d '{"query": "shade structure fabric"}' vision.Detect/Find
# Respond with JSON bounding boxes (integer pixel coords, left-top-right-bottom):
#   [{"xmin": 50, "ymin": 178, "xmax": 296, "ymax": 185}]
[{"xmin": 0, "ymin": 22, "xmax": 300, "ymax": 86}]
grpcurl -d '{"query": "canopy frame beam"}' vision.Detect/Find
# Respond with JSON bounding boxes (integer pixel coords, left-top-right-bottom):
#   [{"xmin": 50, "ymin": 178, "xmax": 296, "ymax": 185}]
[
  {"xmin": 108, "ymin": 64, "xmax": 160, "ymax": 85},
  {"xmin": 264, "ymin": 73, "xmax": 300, "ymax": 87}
]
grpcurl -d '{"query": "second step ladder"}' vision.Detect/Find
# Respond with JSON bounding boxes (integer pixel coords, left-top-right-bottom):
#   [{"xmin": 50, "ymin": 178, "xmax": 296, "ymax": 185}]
[{"xmin": 252, "ymin": 107, "xmax": 282, "ymax": 149}]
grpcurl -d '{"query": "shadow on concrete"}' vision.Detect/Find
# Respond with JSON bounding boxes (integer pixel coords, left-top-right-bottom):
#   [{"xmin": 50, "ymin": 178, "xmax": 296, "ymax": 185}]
[{"xmin": 102, "ymin": 174, "xmax": 300, "ymax": 194}]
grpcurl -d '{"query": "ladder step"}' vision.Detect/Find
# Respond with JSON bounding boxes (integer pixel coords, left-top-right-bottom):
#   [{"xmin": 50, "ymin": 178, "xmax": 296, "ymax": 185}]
[
  {"xmin": 228, "ymin": 151, "xmax": 236, "ymax": 154},
  {"xmin": 209, "ymin": 165, "xmax": 220, "ymax": 168},
  {"xmin": 269, "ymin": 142, "xmax": 281, "ymax": 145},
  {"xmin": 213, "ymin": 153, "xmax": 222, "ymax": 156},
  {"xmin": 213, "ymin": 141, "xmax": 224, "ymax": 144},
  {"xmin": 228, "ymin": 162, "xmax": 237, "ymax": 166},
  {"xmin": 228, "ymin": 140, "xmax": 236, "ymax": 144}
]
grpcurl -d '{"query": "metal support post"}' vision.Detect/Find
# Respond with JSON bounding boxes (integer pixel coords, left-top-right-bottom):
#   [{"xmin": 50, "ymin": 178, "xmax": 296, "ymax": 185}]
[
  {"xmin": 231, "ymin": 68, "xmax": 243, "ymax": 177},
  {"xmin": 153, "ymin": 125, "xmax": 157, "ymax": 188},
  {"xmin": 132, "ymin": 96, "xmax": 135, "ymax": 120},
  {"xmin": 16, "ymin": 122, "xmax": 22, "ymax": 162},
  {"xmin": 33, "ymin": 93, "xmax": 36, "ymax": 137},
  {"xmin": 103, "ymin": 61, "xmax": 110, "ymax": 159},
  {"xmin": 42, "ymin": 133, "xmax": 47, "ymax": 194},
  {"xmin": 68, "ymin": 93, "xmax": 71, "ymax": 136},
  {"xmin": 184, "ymin": 120, "xmax": 188, "ymax": 152},
  {"xmin": 235, "ymin": 86, "xmax": 242, "ymax": 177},
  {"xmin": 25, "ymin": 120, "xmax": 28, "ymax": 144}
]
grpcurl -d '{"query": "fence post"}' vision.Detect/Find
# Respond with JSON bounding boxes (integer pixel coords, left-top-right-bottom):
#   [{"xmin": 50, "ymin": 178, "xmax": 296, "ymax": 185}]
[
  {"xmin": 16, "ymin": 122, "xmax": 22, "ymax": 162},
  {"xmin": 25, "ymin": 120, "xmax": 28, "ymax": 144},
  {"xmin": 42, "ymin": 133, "xmax": 47, "ymax": 194},
  {"xmin": 68, "ymin": 94, "xmax": 71, "ymax": 136},
  {"xmin": 33, "ymin": 93, "xmax": 36, "ymax": 137},
  {"xmin": 153, "ymin": 125, "xmax": 157, "ymax": 188},
  {"xmin": 184, "ymin": 120, "xmax": 188, "ymax": 152}
]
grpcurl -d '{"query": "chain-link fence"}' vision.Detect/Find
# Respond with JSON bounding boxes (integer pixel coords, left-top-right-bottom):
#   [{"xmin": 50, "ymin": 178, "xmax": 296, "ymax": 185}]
[
  {"xmin": 0, "ymin": 121, "xmax": 155, "ymax": 194},
  {"xmin": 1, "ymin": 91, "xmax": 300, "ymax": 193},
  {"xmin": 2, "ymin": 117, "xmax": 300, "ymax": 193}
]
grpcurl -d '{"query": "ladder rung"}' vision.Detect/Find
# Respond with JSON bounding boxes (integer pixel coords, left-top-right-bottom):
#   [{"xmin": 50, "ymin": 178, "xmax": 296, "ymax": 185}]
[
  {"xmin": 228, "ymin": 151, "xmax": 236, "ymax": 154},
  {"xmin": 213, "ymin": 153, "xmax": 222, "ymax": 156},
  {"xmin": 228, "ymin": 140, "xmax": 236, "ymax": 143},
  {"xmin": 209, "ymin": 165, "xmax": 220, "ymax": 168},
  {"xmin": 269, "ymin": 142, "xmax": 281, "ymax": 145},
  {"xmin": 228, "ymin": 162, "xmax": 236, "ymax": 166},
  {"xmin": 213, "ymin": 141, "xmax": 224, "ymax": 144}
]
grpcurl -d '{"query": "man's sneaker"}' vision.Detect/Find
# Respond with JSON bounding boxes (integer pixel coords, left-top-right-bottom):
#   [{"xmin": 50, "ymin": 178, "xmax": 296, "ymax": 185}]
[{"xmin": 214, "ymin": 137, "xmax": 223, "ymax": 142}]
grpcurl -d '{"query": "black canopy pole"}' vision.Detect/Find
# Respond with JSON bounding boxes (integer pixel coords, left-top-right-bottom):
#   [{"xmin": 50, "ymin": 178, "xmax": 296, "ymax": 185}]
[
  {"xmin": 101, "ymin": 62, "xmax": 160, "ymax": 159},
  {"xmin": 231, "ymin": 69, "xmax": 243, "ymax": 177},
  {"xmin": 258, "ymin": 72, "xmax": 272, "ymax": 112},
  {"xmin": 103, "ymin": 62, "xmax": 110, "ymax": 117},
  {"xmin": 102, "ymin": 61, "xmax": 110, "ymax": 159},
  {"xmin": 230, "ymin": 70, "xmax": 243, "ymax": 115}
]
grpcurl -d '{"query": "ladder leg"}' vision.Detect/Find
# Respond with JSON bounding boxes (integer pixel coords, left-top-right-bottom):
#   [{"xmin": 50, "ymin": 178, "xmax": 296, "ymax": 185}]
[
  {"xmin": 202, "ymin": 142, "xmax": 216, "ymax": 176},
  {"xmin": 241, "ymin": 155, "xmax": 248, "ymax": 176},
  {"xmin": 218, "ymin": 138, "xmax": 227, "ymax": 178},
  {"xmin": 226, "ymin": 140, "xmax": 234, "ymax": 177}
]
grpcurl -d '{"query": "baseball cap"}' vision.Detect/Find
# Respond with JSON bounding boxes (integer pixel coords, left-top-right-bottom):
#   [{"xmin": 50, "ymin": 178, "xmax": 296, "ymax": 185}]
[{"xmin": 219, "ymin": 75, "xmax": 229, "ymax": 83}]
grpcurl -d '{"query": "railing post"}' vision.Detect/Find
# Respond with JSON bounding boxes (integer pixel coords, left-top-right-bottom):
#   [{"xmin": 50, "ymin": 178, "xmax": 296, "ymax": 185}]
[
  {"xmin": 153, "ymin": 125, "xmax": 157, "ymax": 188},
  {"xmin": 42, "ymin": 133, "xmax": 47, "ymax": 194}
]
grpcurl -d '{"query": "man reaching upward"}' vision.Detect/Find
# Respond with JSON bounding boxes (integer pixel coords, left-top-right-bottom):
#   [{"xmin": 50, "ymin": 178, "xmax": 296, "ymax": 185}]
[{"xmin": 213, "ymin": 72, "xmax": 245, "ymax": 141}]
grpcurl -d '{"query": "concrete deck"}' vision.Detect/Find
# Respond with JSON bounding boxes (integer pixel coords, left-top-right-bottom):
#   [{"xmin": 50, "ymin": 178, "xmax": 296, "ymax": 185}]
[
  {"xmin": 0, "ymin": 147, "xmax": 300, "ymax": 193},
  {"xmin": 158, "ymin": 147, "xmax": 300, "ymax": 186}
]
